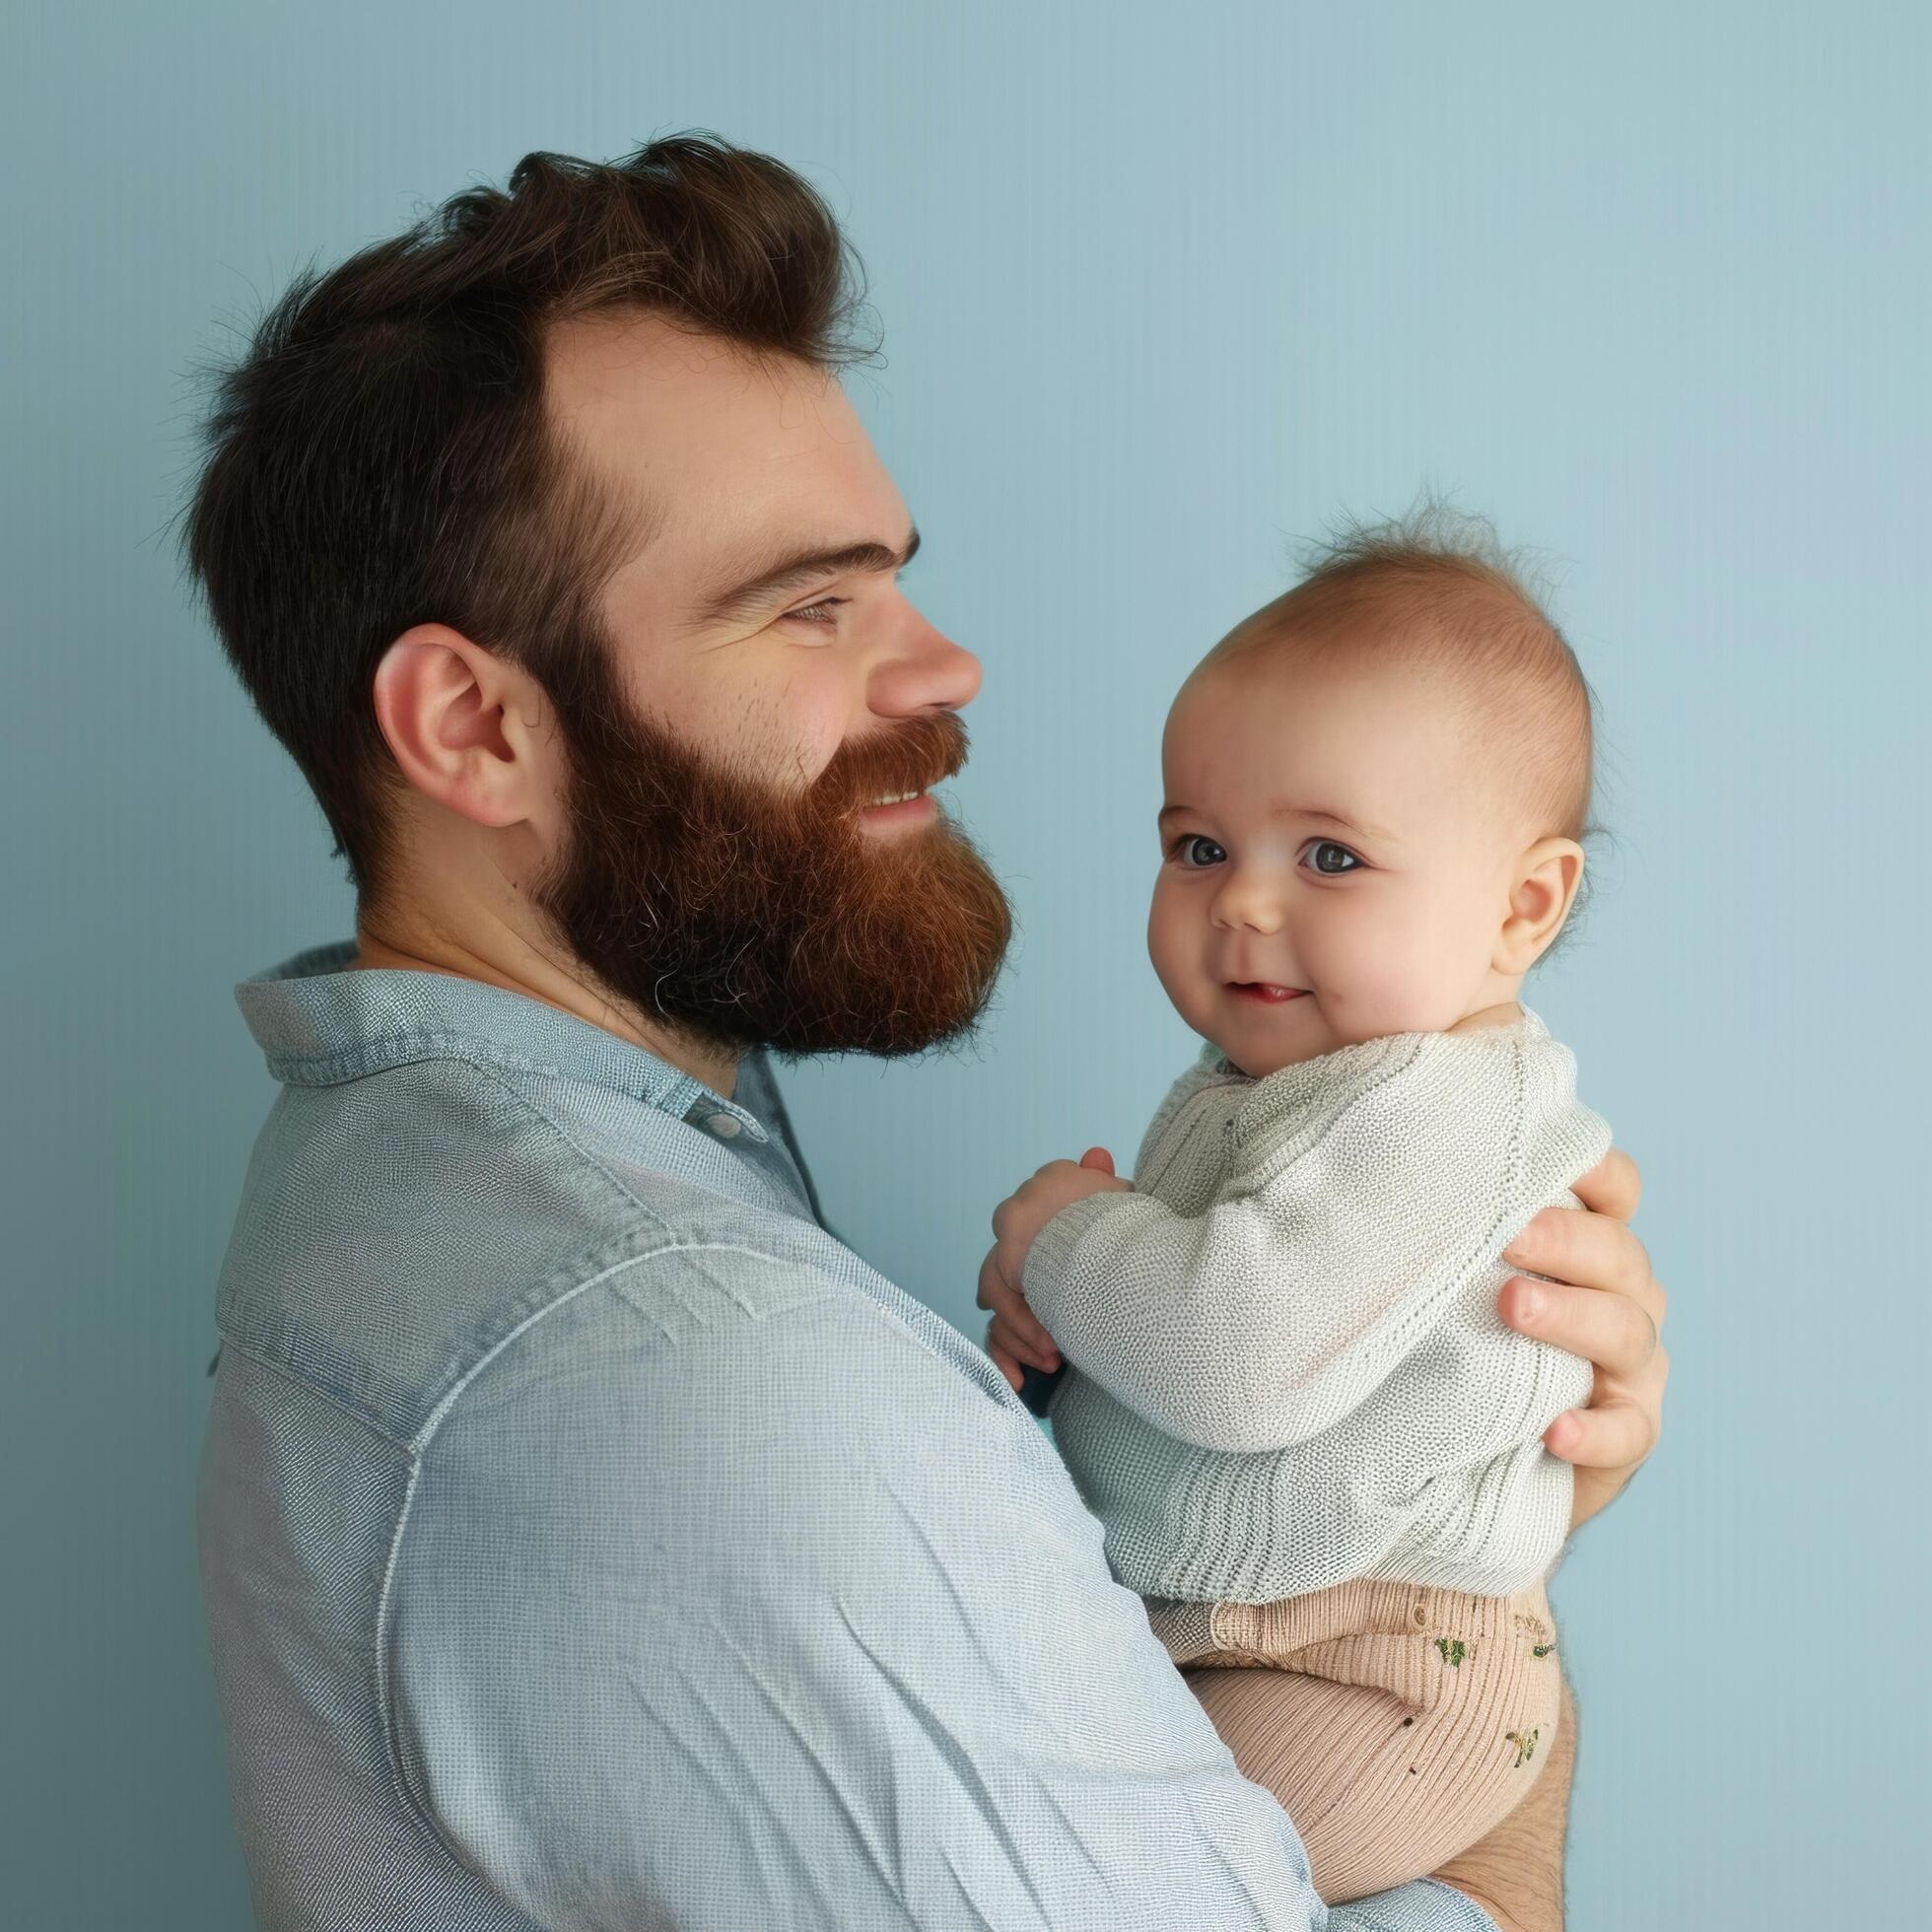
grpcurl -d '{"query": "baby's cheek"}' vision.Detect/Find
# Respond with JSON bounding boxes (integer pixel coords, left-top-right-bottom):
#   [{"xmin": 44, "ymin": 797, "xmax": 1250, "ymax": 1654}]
[
  {"xmin": 1145, "ymin": 889, "xmax": 1198, "ymax": 1008},
  {"xmin": 1311, "ymin": 916, "xmax": 1444, "ymax": 1034},
  {"xmin": 1153, "ymin": 958, "xmax": 1215, "ymax": 1039}
]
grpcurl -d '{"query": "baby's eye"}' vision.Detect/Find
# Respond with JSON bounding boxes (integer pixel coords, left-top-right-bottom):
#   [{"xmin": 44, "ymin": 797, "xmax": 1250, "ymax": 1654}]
[
  {"xmin": 1301, "ymin": 839, "xmax": 1363, "ymax": 876},
  {"xmin": 1173, "ymin": 835, "xmax": 1227, "ymax": 869}
]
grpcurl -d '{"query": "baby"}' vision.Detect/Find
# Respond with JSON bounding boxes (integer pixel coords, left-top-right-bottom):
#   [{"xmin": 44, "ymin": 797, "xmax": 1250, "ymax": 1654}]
[{"xmin": 980, "ymin": 516, "xmax": 1612, "ymax": 1903}]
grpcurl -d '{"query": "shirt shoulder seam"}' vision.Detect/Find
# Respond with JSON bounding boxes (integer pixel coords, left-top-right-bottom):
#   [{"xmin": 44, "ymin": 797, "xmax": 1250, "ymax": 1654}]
[
  {"xmin": 408, "ymin": 1226, "xmax": 860, "ymax": 1452},
  {"xmin": 376, "ymin": 1453, "xmax": 486, "ymax": 1887}
]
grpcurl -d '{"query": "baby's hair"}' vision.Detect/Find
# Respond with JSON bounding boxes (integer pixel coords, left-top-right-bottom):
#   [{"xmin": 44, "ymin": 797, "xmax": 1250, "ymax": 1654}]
[
  {"xmin": 1217, "ymin": 502, "xmax": 1595, "ymax": 832},
  {"xmin": 1208, "ymin": 502, "xmax": 1601, "ymax": 963}
]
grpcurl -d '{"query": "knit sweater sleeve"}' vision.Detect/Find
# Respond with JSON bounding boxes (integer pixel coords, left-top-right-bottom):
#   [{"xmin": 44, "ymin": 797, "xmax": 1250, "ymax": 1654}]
[{"xmin": 1021, "ymin": 1027, "xmax": 1607, "ymax": 1457}]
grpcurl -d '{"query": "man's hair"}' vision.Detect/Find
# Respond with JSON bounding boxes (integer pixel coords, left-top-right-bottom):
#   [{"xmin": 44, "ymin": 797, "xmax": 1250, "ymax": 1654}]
[{"xmin": 180, "ymin": 134, "xmax": 875, "ymax": 909}]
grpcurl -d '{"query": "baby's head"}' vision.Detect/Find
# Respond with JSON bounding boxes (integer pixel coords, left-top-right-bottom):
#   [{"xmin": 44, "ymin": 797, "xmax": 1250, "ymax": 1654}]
[{"xmin": 1149, "ymin": 514, "xmax": 1595, "ymax": 1078}]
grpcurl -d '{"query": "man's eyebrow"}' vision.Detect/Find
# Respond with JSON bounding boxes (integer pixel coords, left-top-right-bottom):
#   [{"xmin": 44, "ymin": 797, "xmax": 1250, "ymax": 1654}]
[
  {"xmin": 1155, "ymin": 801, "xmax": 1397, "ymax": 844},
  {"xmin": 688, "ymin": 525, "xmax": 921, "ymax": 628}
]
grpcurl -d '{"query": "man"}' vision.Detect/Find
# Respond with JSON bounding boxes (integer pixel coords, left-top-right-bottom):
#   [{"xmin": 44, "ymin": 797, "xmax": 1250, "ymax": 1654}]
[{"xmin": 188, "ymin": 136, "xmax": 1666, "ymax": 1930}]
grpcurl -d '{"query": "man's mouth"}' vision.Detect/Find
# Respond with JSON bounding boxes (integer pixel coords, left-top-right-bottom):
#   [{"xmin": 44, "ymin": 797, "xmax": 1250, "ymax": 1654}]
[
  {"xmin": 860, "ymin": 789, "xmax": 937, "ymax": 826},
  {"xmin": 833, "ymin": 715, "xmax": 968, "ymax": 826},
  {"xmin": 1225, "ymin": 982, "xmax": 1309, "ymax": 1003}
]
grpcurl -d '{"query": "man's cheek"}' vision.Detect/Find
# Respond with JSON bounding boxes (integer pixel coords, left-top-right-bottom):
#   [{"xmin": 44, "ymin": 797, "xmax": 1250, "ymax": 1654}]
[
  {"xmin": 769, "ymin": 662, "xmax": 859, "ymax": 785},
  {"xmin": 680, "ymin": 659, "xmax": 838, "ymax": 783}
]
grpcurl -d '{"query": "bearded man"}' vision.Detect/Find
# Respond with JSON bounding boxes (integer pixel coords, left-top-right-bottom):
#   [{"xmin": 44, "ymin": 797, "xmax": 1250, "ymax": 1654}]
[{"xmin": 188, "ymin": 136, "xmax": 1667, "ymax": 1932}]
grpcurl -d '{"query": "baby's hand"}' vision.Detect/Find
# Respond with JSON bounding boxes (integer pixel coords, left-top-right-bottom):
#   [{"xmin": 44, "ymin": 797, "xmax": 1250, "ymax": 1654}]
[{"xmin": 978, "ymin": 1148, "xmax": 1132, "ymax": 1392}]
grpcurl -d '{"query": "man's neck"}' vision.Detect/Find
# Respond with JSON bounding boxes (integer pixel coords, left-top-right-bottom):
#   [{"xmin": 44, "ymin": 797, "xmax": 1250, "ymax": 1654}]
[{"xmin": 349, "ymin": 924, "xmax": 740, "ymax": 1099}]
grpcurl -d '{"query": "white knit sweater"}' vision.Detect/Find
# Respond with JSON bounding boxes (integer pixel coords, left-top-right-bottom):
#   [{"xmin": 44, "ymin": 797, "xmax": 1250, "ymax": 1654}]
[{"xmin": 1023, "ymin": 1009, "xmax": 1611, "ymax": 1604}]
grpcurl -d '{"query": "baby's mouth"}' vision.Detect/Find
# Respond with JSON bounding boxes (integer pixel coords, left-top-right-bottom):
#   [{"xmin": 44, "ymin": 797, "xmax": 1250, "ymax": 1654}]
[{"xmin": 1225, "ymin": 982, "xmax": 1309, "ymax": 1004}]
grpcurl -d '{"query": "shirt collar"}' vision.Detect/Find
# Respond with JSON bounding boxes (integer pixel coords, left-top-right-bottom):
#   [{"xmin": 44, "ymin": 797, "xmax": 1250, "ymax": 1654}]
[{"xmin": 234, "ymin": 937, "xmax": 770, "ymax": 1142}]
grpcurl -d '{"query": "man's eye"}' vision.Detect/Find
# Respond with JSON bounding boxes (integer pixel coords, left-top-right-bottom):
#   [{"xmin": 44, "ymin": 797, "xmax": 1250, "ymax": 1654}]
[
  {"xmin": 1173, "ymin": 835, "xmax": 1227, "ymax": 868},
  {"xmin": 784, "ymin": 597, "xmax": 847, "ymax": 628},
  {"xmin": 1302, "ymin": 840, "xmax": 1363, "ymax": 875}
]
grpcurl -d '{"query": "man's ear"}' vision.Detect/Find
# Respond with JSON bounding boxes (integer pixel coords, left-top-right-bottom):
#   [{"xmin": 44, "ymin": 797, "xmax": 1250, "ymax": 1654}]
[
  {"xmin": 1494, "ymin": 837, "xmax": 1585, "ymax": 974},
  {"xmin": 370, "ymin": 622, "xmax": 549, "ymax": 832}
]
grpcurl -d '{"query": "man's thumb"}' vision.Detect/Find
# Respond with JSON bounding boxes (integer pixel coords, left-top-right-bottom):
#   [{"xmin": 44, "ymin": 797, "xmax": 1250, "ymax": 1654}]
[{"xmin": 1078, "ymin": 1146, "xmax": 1116, "ymax": 1175}]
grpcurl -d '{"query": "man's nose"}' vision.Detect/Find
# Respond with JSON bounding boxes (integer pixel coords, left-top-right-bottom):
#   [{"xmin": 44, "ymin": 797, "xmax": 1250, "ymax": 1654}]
[
  {"xmin": 1209, "ymin": 868, "xmax": 1286, "ymax": 935},
  {"xmin": 865, "ymin": 603, "xmax": 982, "ymax": 719}
]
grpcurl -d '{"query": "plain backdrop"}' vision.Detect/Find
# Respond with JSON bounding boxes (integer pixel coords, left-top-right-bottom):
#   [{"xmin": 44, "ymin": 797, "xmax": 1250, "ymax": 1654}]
[{"xmin": 5, "ymin": 3, "xmax": 1927, "ymax": 1926}]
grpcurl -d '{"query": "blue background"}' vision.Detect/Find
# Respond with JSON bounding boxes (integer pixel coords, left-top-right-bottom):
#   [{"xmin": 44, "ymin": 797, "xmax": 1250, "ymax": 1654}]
[{"xmin": 5, "ymin": 3, "xmax": 1926, "ymax": 1925}]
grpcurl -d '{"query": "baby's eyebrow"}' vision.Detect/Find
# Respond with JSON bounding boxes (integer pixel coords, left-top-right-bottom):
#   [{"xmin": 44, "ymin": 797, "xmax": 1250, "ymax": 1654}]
[
  {"xmin": 1272, "ymin": 803, "xmax": 1397, "ymax": 844},
  {"xmin": 1157, "ymin": 801, "xmax": 1398, "ymax": 846},
  {"xmin": 1156, "ymin": 804, "xmax": 1218, "ymax": 835}
]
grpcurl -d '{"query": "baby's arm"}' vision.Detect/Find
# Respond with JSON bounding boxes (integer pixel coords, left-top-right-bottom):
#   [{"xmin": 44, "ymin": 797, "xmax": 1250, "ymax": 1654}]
[
  {"xmin": 1019, "ymin": 1033, "xmax": 1606, "ymax": 1456},
  {"xmin": 1017, "ymin": 1154, "xmax": 1417, "ymax": 1454}
]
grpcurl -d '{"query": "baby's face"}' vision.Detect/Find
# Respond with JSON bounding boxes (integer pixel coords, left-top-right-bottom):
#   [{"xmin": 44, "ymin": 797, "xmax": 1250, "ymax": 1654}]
[{"xmin": 1148, "ymin": 651, "xmax": 1525, "ymax": 1077}]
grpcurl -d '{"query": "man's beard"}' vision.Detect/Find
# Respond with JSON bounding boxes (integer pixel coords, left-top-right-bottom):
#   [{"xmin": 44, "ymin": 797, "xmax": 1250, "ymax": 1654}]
[{"xmin": 526, "ymin": 637, "xmax": 1013, "ymax": 1063}]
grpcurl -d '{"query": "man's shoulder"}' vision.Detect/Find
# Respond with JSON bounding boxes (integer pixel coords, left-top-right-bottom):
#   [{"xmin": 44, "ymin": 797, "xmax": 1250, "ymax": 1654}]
[
  {"xmin": 424, "ymin": 1224, "xmax": 1021, "ymax": 1484},
  {"xmin": 390, "ymin": 1208, "xmax": 1085, "ymax": 1673},
  {"xmin": 214, "ymin": 1049, "xmax": 954, "ymax": 1447},
  {"xmin": 434, "ymin": 1188, "xmax": 1006, "ymax": 1436}
]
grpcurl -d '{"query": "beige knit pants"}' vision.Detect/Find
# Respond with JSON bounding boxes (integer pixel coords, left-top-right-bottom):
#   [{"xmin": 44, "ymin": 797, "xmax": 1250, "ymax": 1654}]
[{"xmin": 1148, "ymin": 1577, "xmax": 1561, "ymax": 1905}]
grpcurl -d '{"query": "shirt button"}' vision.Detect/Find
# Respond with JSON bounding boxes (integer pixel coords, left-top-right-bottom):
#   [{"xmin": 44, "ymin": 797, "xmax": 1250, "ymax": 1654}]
[{"xmin": 705, "ymin": 1112, "xmax": 742, "ymax": 1139}]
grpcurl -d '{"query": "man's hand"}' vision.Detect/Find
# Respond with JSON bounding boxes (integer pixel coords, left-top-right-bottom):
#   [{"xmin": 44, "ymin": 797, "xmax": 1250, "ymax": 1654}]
[
  {"xmin": 1498, "ymin": 1147, "xmax": 1669, "ymax": 1533},
  {"xmin": 979, "ymin": 1148, "xmax": 1131, "ymax": 1391}
]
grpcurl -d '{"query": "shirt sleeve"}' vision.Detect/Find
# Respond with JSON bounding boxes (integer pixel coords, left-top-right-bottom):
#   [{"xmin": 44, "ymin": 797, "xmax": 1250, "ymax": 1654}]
[
  {"xmin": 1022, "ymin": 1032, "xmax": 1590, "ymax": 1456},
  {"xmin": 382, "ymin": 1241, "xmax": 1498, "ymax": 1931}
]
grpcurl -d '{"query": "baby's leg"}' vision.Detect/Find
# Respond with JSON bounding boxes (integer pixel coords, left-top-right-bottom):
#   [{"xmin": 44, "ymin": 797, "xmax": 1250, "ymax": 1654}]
[{"xmin": 1171, "ymin": 1580, "xmax": 1562, "ymax": 1905}]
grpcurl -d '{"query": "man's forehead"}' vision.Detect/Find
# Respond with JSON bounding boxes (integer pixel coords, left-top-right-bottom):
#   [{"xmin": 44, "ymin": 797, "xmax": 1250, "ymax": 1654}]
[
  {"xmin": 547, "ymin": 308, "xmax": 802, "ymax": 396},
  {"xmin": 546, "ymin": 312, "xmax": 848, "ymax": 461},
  {"xmin": 544, "ymin": 310, "xmax": 903, "ymax": 597}
]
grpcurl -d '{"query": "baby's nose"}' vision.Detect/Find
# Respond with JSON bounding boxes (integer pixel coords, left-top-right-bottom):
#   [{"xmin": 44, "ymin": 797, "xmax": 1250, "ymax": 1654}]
[{"xmin": 1209, "ymin": 875, "xmax": 1285, "ymax": 934}]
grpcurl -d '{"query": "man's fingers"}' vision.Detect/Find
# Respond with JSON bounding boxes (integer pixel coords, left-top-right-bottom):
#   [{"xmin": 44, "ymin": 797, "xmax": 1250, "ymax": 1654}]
[
  {"xmin": 1504, "ymin": 1206, "xmax": 1658, "ymax": 1318},
  {"xmin": 1569, "ymin": 1144, "xmax": 1641, "ymax": 1222},
  {"xmin": 1502, "ymin": 1272, "xmax": 1660, "ymax": 1378},
  {"xmin": 1546, "ymin": 1394, "xmax": 1659, "ymax": 1469}
]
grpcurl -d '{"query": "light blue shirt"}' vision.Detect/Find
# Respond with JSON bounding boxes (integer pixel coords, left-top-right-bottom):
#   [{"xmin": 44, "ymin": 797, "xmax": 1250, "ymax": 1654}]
[{"xmin": 197, "ymin": 940, "xmax": 1502, "ymax": 1931}]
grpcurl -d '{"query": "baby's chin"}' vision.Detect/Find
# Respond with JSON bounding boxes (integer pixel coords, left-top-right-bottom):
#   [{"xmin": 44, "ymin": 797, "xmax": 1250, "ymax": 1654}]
[
  {"xmin": 1204, "ymin": 1002, "xmax": 1337, "ymax": 1079},
  {"xmin": 1219, "ymin": 1041, "xmax": 1325, "ymax": 1078},
  {"xmin": 1205, "ymin": 989, "xmax": 1434, "ymax": 1077}
]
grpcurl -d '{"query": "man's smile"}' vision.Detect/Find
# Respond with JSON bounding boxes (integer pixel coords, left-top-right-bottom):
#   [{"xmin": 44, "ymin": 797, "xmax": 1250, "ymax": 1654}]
[{"xmin": 860, "ymin": 790, "xmax": 937, "ymax": 829}]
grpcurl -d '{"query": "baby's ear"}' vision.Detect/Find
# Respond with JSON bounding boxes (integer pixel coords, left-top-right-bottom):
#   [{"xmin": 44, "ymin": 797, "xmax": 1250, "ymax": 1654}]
[{"xmin": 1495, "ymin": 837, "xmax": 1586, "ymax": 973}]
